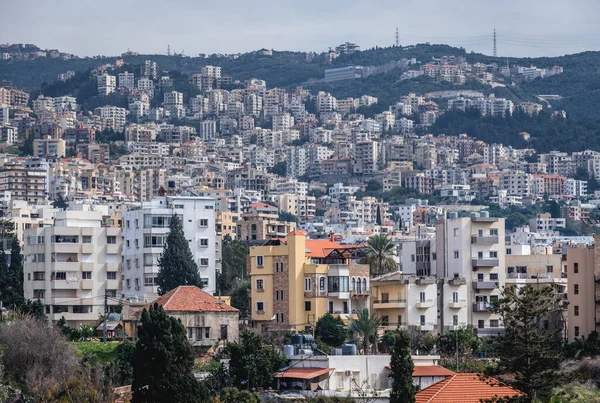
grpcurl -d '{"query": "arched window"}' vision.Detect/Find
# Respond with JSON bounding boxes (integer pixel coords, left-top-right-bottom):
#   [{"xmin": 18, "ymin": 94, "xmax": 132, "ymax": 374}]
[
  {"xmin": 351, "ymin": 277, "xmax": 356, "ymax": 292},
  {"xmin": 362, "ymin": 277, "xmax": 368, "ymax": 292},
  {"xmin": 356, "ymin": 277, "xmax": 361, "ymax": 293},
  {"xmin": 319, "ymin": 276, "xmax": 326, "ymax": 291}
]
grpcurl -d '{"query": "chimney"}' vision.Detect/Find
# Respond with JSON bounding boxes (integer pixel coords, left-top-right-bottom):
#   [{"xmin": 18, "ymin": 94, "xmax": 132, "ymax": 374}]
[{"xmin": 330, "ymin": 233, "xmax": 335, "ymax": 242}]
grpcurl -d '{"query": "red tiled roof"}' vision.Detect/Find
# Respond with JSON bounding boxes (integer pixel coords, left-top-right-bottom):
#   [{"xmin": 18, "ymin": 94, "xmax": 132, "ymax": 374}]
[
  {"xmin": 153, "ymin": 286, "xmax": 238, "ymax": 312},
  {"xmin": 305, "ymin": 239, "xmax": 341, "ymax": 258},
  {"xmin": 249, "ymin": 201, "xmax": 277, "ymax": 209},
  {"xmin": 275, "ymin": 367, "xmax": 334, "ymax": 379},
  {"xmin": 415, "ymin": 373, "xmax": 524, "ymax": 403},
  {"xmin": 288, "ymin": 230, "xmax": 307, "ymax": 236}
]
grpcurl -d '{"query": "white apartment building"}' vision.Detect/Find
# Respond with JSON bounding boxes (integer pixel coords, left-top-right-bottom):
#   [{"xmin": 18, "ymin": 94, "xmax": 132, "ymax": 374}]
[
  {"xmin": 564, "ymin": 178, "xmax": 587, "ymax": 197},
  {"xmin": 499, "ymin": 171, "xmax": 532, "ymax": 197},
  {"xmin": 329, "ymin": 182, "xmax": 360, "ymax": 201},
  {"xmin": 137, "ymin": 78, "xmax": 155, "ymax": 97},
  {"xmin": 94, "ymin": 106, "xmax": 127, "ymax": 130},
  {"xmin": 0, "ymin": 104, "xmax": 9, "ymax": 124},
  {"xmin": 53, "ymin": 96, "xmax": 77, "ymax": 114},
  {"xmin": 201, "ymin": 65, "xmax": 221, "ymax": 79},
  {"xmin": 353, "ymin": 141, "xmax": 379, "ymax": 175},
  {"xmin": 23, "ymin": 210, "xmax": 122, "ymax": 327},
  {"xmin": 272, "ymin": 113, "xmax": 294, "ymax": 131},
  {"xmin": 118, "ymin": 72, "xmax": 135, "ymax": 90},
  {"xmin": 163, "ymin": 91, "xmax": 184, "ymax": 118},
  {"xmin": 97, "ymin": 74, "xmax": 116, "ymax": 95},
  {"xmin": 127, "ymin": 141, "xmax": 170, "ymax": 156},
  {"xmin": 270, "ymin": 193, "xmax": 317, "ymax": 220},
  {"xmin": 121, "ymin": 196, "xmax": 217, "ymax": 301}
]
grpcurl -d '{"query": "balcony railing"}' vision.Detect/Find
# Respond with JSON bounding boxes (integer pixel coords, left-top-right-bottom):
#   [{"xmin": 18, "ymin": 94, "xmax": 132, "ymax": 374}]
[
  {"xmin": 373, "ymin": 299, "xmax": 407, "ymax": 309},
  {"xmin": 448, "ymin": 277, "xmax": 467, "ymax": 286},
  {"xmin": 448, "ymin": 299, "xmax": 467, "ymax": 309},
  {"xmin": 350, "ymin": 289, "xmax": 370, "ymax": 298},
  {"xmin": 416, "ymin": 299, "xmax": 434, "ymax": 308},
  {"xmin": 476, "ymin": 327, "xmax": 504, "ymax": 337},
  {"xmin": 472, "ymin": 258, "xmax": 499, "ymax": 268},
  {"xmin": 471, "ymin": 236, "xmax": 499, "ymax": 244},
  {"xmin": 473, "ymin": 281, "xmax": 498, "ymax": 290},
  {"xmin": 473, "ymin": 302, "xmax": 493, "ymax": 312}
]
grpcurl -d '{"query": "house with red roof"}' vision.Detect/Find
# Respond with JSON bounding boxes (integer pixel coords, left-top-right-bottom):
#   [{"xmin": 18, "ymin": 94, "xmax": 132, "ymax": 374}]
[
  {"xmin": 143, "ymin": 285, "xmax": 239, "ymax": 347},
  {"xmin": 415, "ymin": 373, "xmax": 523, "ymax": 403}
]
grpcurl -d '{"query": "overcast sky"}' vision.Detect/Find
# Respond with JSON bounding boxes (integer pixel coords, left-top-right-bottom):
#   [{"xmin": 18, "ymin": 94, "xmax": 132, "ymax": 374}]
[{"xmin": 2, "ymin": 0, "xmax": 599, "ymax": 58}]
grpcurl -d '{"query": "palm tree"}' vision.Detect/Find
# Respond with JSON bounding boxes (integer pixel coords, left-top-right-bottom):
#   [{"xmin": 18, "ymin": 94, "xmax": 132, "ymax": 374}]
[
  {"xmin": 365, "ymin": 234, "xmax": 397, "ymax": 277},
  {"xmin": 349, "ymin": 308, "xmax": 383, "ymax": 354}
]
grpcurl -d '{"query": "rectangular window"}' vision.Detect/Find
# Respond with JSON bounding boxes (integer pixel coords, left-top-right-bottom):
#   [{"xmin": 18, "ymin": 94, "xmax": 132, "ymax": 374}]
[
  {"xmin": 478, "ymin": 320, "xmax": 485, "ymax": 329},
  {"xmin": 419, "ymin": 292, "xmax": 425, "ymax": 303},
  {"xmin": 304, "ymin": 278, "xmax": 311, "ymax": 292},
  {"xmin": 143, "ymin": 253, "xmax": 159, "ymax": 266},
  {"xmin": 200, "ymin": 238, "xmax": 209, "ymax": 247},
  {"xmin": 256, "ymin": 279, "xmax": 264, "ymax": 291},
  {"xmin": 196, "ymin": 327, "xmax": 202, "ymax": 340},
  {"xmin": 490, "ymin": 319, "xmax": 499, "ymax": 328},
  {"xmin": 381, "ymin": 315, "xmax": 389, "ymax": 326},
  {"xmin": 126, "ymin": 279, "xmax": 131, "ymax": 288},
  {"xmin": 205, "ymin": 327, "xmax": 210, "ymax": 338},
  {"xmin": 452, "ymin": 292, "xmax": 458, "ymax": 303},
  {"xmin": 420, "ymin": 315, "xmax": 425, "ymax": 326},
  {"xmin": 200, "ymin": 258, "xmax": 209, "ymax": 266},
  {"xmin": 454, "ymin": 251, "xmax": 459, "ymax": 259},
  {"xmin": 256, "ymin": 256, "xmax": 264, "ymax": 266},
  {"xmin": 453, "ymin": 315, "xmax": 458, "ymax": 326},
  {"xmin": 107, "ymin": 236, "xmax": 117, "ymax": 244},
  {"xmin": 126, "ymin": 240, "xmax": 130, "ymax": 248},
  {"xmin": 490, "ymin": 251, "xmax": 498, "ymax": 258},
  {"xmin": 82, "ymin": 272, "xmax": 92, "ymax": 280},
  {"xmin": 199, "ymin": 219, "xmax": 209, "ymax": 227},
  {"xmin": 574, "ymin": 263, "xmax": 579, "ymax": 273},
  {"xmin": 506, "ymin": 248, "xmax": 512, "ymax": 255},
  {"xmin": 432, "ymin": 252, "xmax": 436, "ymax": 260},
  {"xmin": 107, "ymin": 272, "xmax": 117, "ymax": 280},
  {"xmin": 319, "ymin": 277, "xmax": 326, "ymax": 291},
  {"xmin": 574, "ymin": 284, "xmax": 579, "ymax": 295},
  {"xmin": 34, "ymin": 253, "xmax": 45, "ymax": 263},
  {"xmin": 490, "ymin": 229, "xmax": 499, "ymax": 236},
  {"xmin": 305, "ymin": 301, "xmax": 311, "ymax": 311},
  {"xmin": 453, "ymin": 228, "xmax": 458, "ymax": 237},
  {"xmin": 200, "ymin": 278, "xmax": 209, "ymax": 288},
  {"xmin": 82, "ymin": 236, "xmax": 92, "ymax": 243},
  {"xmin": 144, "ymin": 276, "xmax": 157, "ymax": 286},
  {"xmin": 144, "ymin": 235, "xmax": 166, "ymax": 248},
  {"xmin": 33, "ymin": 271, "xmax": 45, "ymax": 281},
  {"xmin": 490, "ymin": 273, "xmax": 498, "ymax": 281},
  {"xmin": 546, "ymin": 265, "xmax": 554, "ymax": 273},
  {"xmin": 575, "ymin": 326, "xmax": 580, "ymax": 337},
  {"xmin": 106, "ymin": 290, "xmax": 116, "ymax": 297},
  {"xmin": 188, "ymin": 328, "xmax": 193, "ymax": 339},
  {"xmin": 33, "ymin": 289, "xmax": 45, "ymax": 299},
  {"xmin": 54, "ymin": 272, "xmax": 66, "ymax": 280},
  {"xmin": 256, "ymin": 302, "xmax": 264, "ymax": 312},
  {"xmin": 574, "ymin": 305, "xmax": 579, "ymax": 316}
]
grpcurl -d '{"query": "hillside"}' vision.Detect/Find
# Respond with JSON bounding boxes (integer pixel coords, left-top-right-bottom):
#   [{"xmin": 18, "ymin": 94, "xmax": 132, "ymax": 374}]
[{"xmin": 3, "ymin": 44, "xmax": 600, "ymax": 119}]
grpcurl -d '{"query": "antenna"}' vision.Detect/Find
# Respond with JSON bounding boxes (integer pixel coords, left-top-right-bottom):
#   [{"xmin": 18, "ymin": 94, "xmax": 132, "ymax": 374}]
[
  {"xmin": 167, "ymin": 44, "xmax": 171, "ymax": 56},
  {"xmin": 493, "ymin": 28, "xmax": 498, "ymax": 58},
  {"xmin": 395, "ymin": 27, "xmax": 400, "ymax": 47}
]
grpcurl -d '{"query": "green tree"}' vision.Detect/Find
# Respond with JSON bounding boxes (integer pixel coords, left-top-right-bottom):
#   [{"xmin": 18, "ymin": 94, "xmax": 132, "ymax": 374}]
[
  {"xmin": 491, "ymin": 285, "xmax": 564, "ymax": 401},
  {"xmin": 0, "ymin": 236, "xmax": 25, "ymax": 309},
  {"xmin": 156, "ymin": 215, "xmax": 202, "ymax": 295},
  {"xmin": 389, "ymin": 331, "xmax": 417, "ymax": 403},
  {"xmin": 268, "ymin": 161, "xmax": 287, "ymax": 177},
  {"xmin": 52, "ymin": 193, "xmax": 69, "ymax": 210},
  {"xmin": 106, "ymin": 341, "xmax": 135, "ymax": 387},
  {"xmin": 230, "ymin": 280, "xmax": 250, "ymax": 314},
  {"xmin": 20, "ymin": 299, "xmax": 46, "ymax": 319},
  {"xmin": 315, "ymin": 312, "xmax": 347, "ymax": 347},
  {"xmin": 219, "ymin": 387, "xmax": 260, "ymax": 403},
  {"xmin": 278, "ymin": 211, "xmax": 299, "ymax": 223},
  {"xmin": 365, "ymin": 234, "xmax": 397, "ymax": 277},
  {"xmin": 222, "ymin": 330, "xmax": 286, "ymax": 390},
  {"xmin": 132, "ymin": 303, "xmax": 203, "ymax": 403},
  {"xmin": 218, "ymin": 235, "xmax": 249, "ymax": 295},
  {"xmin": 348, "ymin": 308, "xmax": 383, "ymax": 354}
]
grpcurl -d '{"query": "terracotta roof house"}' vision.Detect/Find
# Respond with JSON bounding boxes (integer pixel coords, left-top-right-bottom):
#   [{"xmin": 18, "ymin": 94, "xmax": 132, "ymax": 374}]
[
  {"xmin": 415, "ymin": 373, "xmax": 524, "ymax": 403},
  {"xmin": 150, "ymin": 286, "xmax": 239, "ymax": 347}
]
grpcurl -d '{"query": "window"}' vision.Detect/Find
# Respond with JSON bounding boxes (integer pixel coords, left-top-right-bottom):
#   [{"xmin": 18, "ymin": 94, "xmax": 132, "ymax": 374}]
[
  {"xmin": 305, "ymin": 301, "xmax": 311, "ymax": 311},
  {"xmin": 478, "ymin": 229, "xmax": 483, "ymax": 237},
  {"xmin": 574, "ymin": 284, "xmax": 579, "ymax": 295},
  {"xmin": 478, "ymin": 320, "xmax": 485, "ymax": 329},
  {"xmin": 33, "ymin": 253, "xmax": 45, "ymax": 263},
  {"xmin": 126, "ymin": 279, "xmax": 130, "ymax": 288},
  {"xmin": 126, "ymin": 220, "xmax": 130, "ymax": 228},
  {"xmin": 145, "ymin": 276, "xmax": 158, "ymax": 286},
  {"xmin": 490, "ymin": 273, "xmax": 498, "ymax": 281},
  {"xmin": 453, "ymin": 228, "xmax": 458, "ymax": 237},
  {"xmin": 478, "ymin": 273, "xmax": 484, "ymax": 281},
  {"xmin": 281, "ymin": 290, "xmax": 284, "ymax": 299},
  {"xmin": 256, "ymin": 279, "xmax": 264, "ymax": 291},
  {"xmin": 319, "ymin": 277, "xmax": 326, "ymax": 291},
  {"xmin": 200, "ymin": 238, "xmax": 209, "ymax": 247},
  {"xmin": 454, "ymin": 250, "xmax": 459, "ymax": 259},
  {"xmin": 490, "ymin": 229, "xmax": 499, "ymax": 236},
  {"xmin": 575, "ymin": 326, "xmax": 580, "ymax": 337},
  {"xmin": 82, "ymin": 272, "xmax": 92, "ymax": 280},
  {"xmin": 199, "ymin": 219, "xmax": 208, "ymax": 227},
  {"xmin": 33, "ymin": 289, "xmax": 45, "ymax": 299},
  {"xmin": 419, "ymin": 292, "xmax": 426, "ymax": 303},
  {"xmin": 411, "ymin": 254, "xmax": 415, "ymax": 262},
  {"xmin": 432, "ymin": 252, "xmax": 436, "ymax": 260},
  {"xmin": 546, "ymin": 265, "xmax": 554, "ymax": 273},
  {"xmin": 453, "ymin": 315, "xmax": 458, "ymax": 326},
  {"xmin": 144, "ymin": 235, "xmax": 166, "ymax": 248},
  {"xmin": 275, "ymin": 290, "xmax": 279, "ymax": 300},
  {"xmin": 73, "ymin": 305, "xmax": 91, "ymax": 314},
  {"xmin": 82, "ymin": 236, "xmax": 92, "ymax": 244},
  {"xmin": 256, "ymin": 256, "xmax": 264, "ymax": 266},
  {"xmin": 205, "ymin": 205, "xmax": 214, "ymax": 209},
  {"xmin": 199, "ymin": 258, "xmax": 209, "ymax": 266},
  {"xmin": 452, "ymin": 292, "xmax": 458, "ymax": 303},
  {"xmin": 107, "ymin": 236, "xmax": 117, "ymax": 244},
  {"xmin": 574, "ymin": 305, "xmax": 579, "ymax": 316},
  {"xmin": 54, "ymin": 272, "xmax": 66, "ymax": 280},
  {"xmin": 381, "ymin": 293, "xmax": 389, "ymax": 303},
  {"xmin": 220, "ymin": 324, "xmax": 228, "ymax": 340},
  {"xmin": 200, "ymin": 278, "xmax": 209, "ymax": 288},
  {"xmin": 420, "ymin": 315, "xmax": 425, "ymax": 326},
  {"xmin": 126, "ymin": 240, "xmax": 130, "ymax": 248},
  {"xmin": 506, "ymin": 248, "xmax": 512, "ymax": 255},
  {"xmin": 574, "ymin": 263, "xmax": 579, "ymax": 273},
  {"xmin": 304, "ymin": 278, "xmax": 311, "ymax": 292},
  {"xmin": 490, "ymin": 251, "xmax": 498, "ymax": 258},
  {"xmin": 381, "ymin": 316, "xmax": 389, "ymax": 326},
  {"xmin": 256, "ymin": 302, "xmax": 264, "ymax": 312},
  {"xmin": 188, "ymin": 328, "xmax": 193, "ymax": 339},
  {"xmin": 33, "ymin": 271, "xmax": 45, "ymax": 281},
  {"xmin": 205, "ymin": 327, "xmax": 210, "ymax": 338},
  {"xmin": 490, "ymin": 319, "xmax": 499, "ymax": 328},
  {"xmin": 107, "ymin": 272, "xmax": 117, "ymax": 280},
  {"xmin": 275, "ymin": 263, "xmax": 279, "ymax": 272},
  {"xmin": 196, "ymin": 328, "xmax": 203, "ymax": 340},
  {"xmin": 478, "ymin": 251, "xmax": 483, "ymax": 258},
  {"xmin": 143, "ymin": 254, "xmax": 159, "ymax": 266},
  {"xmin": 134, "ymin": 239, "xmax": 139, "ymax": 247},
  {"xmin": 106, "ymin": 290, "xmax": 117, "ymax": 297}
]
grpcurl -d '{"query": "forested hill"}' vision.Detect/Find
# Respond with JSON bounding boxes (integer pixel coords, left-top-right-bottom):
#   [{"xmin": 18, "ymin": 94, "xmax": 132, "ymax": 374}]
[{"xmin": 3, "ymin": 44, "xmax": 600, "ymax": 119}]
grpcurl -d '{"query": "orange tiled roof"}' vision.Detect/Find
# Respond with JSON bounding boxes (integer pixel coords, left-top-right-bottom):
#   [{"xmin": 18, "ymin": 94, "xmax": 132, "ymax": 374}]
[
  {"xmin": 305, "ymin": 239, "xmax": 342, "ymax": 258},
  {"xmin": 249, "ymin": 201, "xmax": 277, "ymax": 209},
  {"xmin": 275, "ymin": 367, "xmax": 334, "ymax": 379},
  {"xmin": 415, "ymin": 373, "xmax": 523, "ymax": 403},
  {"xmin": 154, "ymin": 286, "xmax": 238, "ymax": 312}
]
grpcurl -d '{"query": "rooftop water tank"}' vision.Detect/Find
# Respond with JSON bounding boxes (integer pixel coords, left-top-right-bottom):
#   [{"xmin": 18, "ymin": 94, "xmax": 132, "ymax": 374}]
[
  {"xmin": 342, "ymin": 344, "xmax": 357, "ymax": 355},
  {"xmin": 448, "ymin": 212, "xmax": 459, "ymax": 219},
  {"xmin": 330, "ymin": 348, "xmax": 343, "ymax": 356},
  {"xmin": 480, "ymin": 211, "xmax": 490, "ymax": 218},
  {"xmin": 303, "ymin": 334, "xmax": 314, "ymax": 344},
  {"xmin": 291, "ymin": 334, "xmax": 303, "ymax": 345},
  {"xmin": 470, "ymin": 212, "xmax": 480, "ymax": 218},
  {"xmin": 283, "ymin": 345, "xmax": 294, "ymax": 358}
]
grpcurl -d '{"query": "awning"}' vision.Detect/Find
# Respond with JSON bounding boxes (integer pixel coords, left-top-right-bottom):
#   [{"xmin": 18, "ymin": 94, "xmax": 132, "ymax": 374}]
[{"xmin": 275, "ymin": 367, "xmax": 334, "ymax": 379}]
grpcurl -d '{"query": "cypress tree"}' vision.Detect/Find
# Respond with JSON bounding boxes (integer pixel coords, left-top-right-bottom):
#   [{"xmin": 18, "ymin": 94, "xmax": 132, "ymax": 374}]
[
  {"xmin": 156, "ymin": 215, "xmax": 201, "ymax": 295},
  {"xmin": 389, "ymin": 331, "xmax": 417, "ymax": 403},
  {"xmin": 132, "ymin": 303, "xmax": 203, "ymax": 403},
  {"xmin": 6, "ymin": 236, "xmax": 25, "ymax": 308},
  {"xmin": 0, "ymin": 238, "xmax": 9, "ymax": 309}
]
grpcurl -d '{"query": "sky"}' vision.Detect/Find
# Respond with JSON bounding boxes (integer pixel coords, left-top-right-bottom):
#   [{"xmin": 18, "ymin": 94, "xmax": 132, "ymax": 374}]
[{"xmin": 2, "ymin": 0, "xmax": 600, "ymax": 58}]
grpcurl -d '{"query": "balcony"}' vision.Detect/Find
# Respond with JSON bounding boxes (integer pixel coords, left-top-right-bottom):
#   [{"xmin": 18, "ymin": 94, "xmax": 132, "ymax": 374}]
[
  {"xmin": 448, "ymin": 299, "xmax": 467, "ymax": 309},
  {"xmin": 471, "ymin": 217, "xmax": 498, "ymax": 223},
  {"xmin": 506, "ymin": 273, "xmax": 528, "ymax": 280},
  {"xmin": 476, "ymin": 327, "xmax": 504, "ymax": 337},
  {"xmin": 472, "ymin": 258, "xmax": 499, "ymax": 269},
  {"xmin": 51, "ymin": 279, "xmax": 80, "ymax": 290},
  {"xmin": 106, "ymin": 244, "xmax": 120, "ymax": 255},
  {"xmin": 379, "ymin": 323, "xmax": 408, "ymax": 332},
  {"xmin": 473, "ymin": 302, "xmax": 493, "ymax": 312},
  {"xmin": 81, "ymin": 280, "xmax": 94, "ymax": 290},
  {"xmin": 473, "ymin": 281, "xmax": 498, "ymax": 291},
  {"xmin": 373, "ymin": 299, "xmax": 407, "ymax": 309},
  {"xmin": 444, "ymin": 323, "xmax": 467, "ymax": 332},
  {"xmin": 448, "ymin": 277, "xmax": 467, "ymax": 286},
  {"xmin": 418, "ymin": 322, "xmax": 436, "ymax": 331},
  {"xmin": 416, "ymin": 277, "xmax": 436, "ymax": 285},
  {"xmin": 471, "ymin": 236, "xmax": 499, "ymax": 244},
  {"xmin": 106, "ymin": 279, "xmax": 119, "ymax": 290},
  {"xmin": 416, "ymin": 299, "xmax": 434, "ymax": 308},
  {"xmin": 350, "ymin": 290, "xmax": 370, "ymax": 298}
]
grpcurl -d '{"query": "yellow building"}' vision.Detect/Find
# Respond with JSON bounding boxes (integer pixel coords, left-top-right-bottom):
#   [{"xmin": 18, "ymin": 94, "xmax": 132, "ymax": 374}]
[{"xmin": 248, "ymin": 231, "xmax": 370, "ymax": 332}]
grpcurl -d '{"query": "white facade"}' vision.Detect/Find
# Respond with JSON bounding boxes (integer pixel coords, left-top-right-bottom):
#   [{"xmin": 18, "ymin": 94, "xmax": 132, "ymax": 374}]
[
  {"xmin": 121, "ymin": 196, "xmax": 217, "ymax": 301},
  {"xmin": 118, "ymin": 72, "xmax": 135, "ymax": 90},
  {"xmin": 97, "ymin": 74, "xmax": 116, "ymax": 95},
  {"xmin": 564, "ymin": 178, "xmax": 587, "ymax": 197},
  {"xmin": 23, "ymin": 210, "xmax": 122, "ymax": 327}
]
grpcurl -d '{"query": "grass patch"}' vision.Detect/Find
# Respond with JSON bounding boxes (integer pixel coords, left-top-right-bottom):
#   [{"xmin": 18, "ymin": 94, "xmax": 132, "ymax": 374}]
[{"xmin": 72, "ymin": 341, "xmax": 120, "ymax": 364}]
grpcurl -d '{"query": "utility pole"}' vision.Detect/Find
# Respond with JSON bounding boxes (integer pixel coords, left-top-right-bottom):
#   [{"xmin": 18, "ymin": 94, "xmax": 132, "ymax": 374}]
[
  {"xmin": 103, "ymin": 289, "xmax": 108, "ymax": 343},
  {"xmin": 395, "ymin": 27, "xmax": 400, "ymax": 47},
  {"xmin": 493, "ymin": 28, "xmax": 498, "ymax": 58}
]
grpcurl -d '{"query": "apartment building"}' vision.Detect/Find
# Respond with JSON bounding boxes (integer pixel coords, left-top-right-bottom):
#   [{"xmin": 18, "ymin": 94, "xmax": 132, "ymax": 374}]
[
  {"xmin": 565, "ymin": 242, "xmax": 598, "ymax": 341},
  {"xmin": 529, "ymin": 213, "xmax": 566, "ymax": 232},
  {"xmin": 248, "ymin": 231, "xmax": 370, "ymax": 332},
  {"xmin": 97, "ymin": 74, "xmax": 116, "ymax": 95},
  {"xmin": 33, "ymin": 138, "xmax": 66, "ymax": 159},
  {"xmin": 270, "ymin": 193, "xmax": 316, "ymax": 220},
  {"xmin": 237, "ymin": 212, "xmax": 296, "ymax": 241},
  {"xmin": 0, "ymin": 159, "xmax": 48, "ymax": 204},
  {"xmin": 94, "ymin": 106, "xmax": 127, "ymax": 130},
  {"xmin": 23, "ymin": 210, "xmax": 122, "ymax": 327},
  {"xmin": 436, "ymin": 212, "xmax": 506, "ymax": 336},
  {"xmin": 118, "ymin": 72, "xmax": 135, "ymax": 90},
  {"xmin": 121, "ymin": 196, "xmax": 217, "ymax": 301}
]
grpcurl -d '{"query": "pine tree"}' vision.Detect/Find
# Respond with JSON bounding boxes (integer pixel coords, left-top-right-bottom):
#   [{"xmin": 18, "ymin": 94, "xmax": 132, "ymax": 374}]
[
  {"xmin": 156, "ymin": 215, "xmax": 201, "ymax": 295},
  {"xmin": 389, "ymin": 331, "xmax": 417, "ymax": 403},
  {"xmin": 132, "ymin": 303, "xmax": 204, "ymax": 403}
]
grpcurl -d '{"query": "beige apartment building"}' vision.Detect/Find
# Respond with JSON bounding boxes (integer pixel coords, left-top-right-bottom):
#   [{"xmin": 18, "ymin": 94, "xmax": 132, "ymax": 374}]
[
  {"xmin": 270, "ymin": 194, "xmax": 316, "ymax": 221},
  {"xmin": 237, "ymin": 213, "xmax": 296, "ymax": 242},
  {"xmin": 23, "ymin": 210, "xmax": 122, "ymax": 327},
  {"xmin": 0, "ymin": 159, "xmax": 48, "ymax": 204}
]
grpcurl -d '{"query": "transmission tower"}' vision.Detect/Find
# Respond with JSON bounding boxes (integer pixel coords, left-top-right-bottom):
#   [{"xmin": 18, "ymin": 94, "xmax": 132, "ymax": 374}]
[
  {"xmin": 167, "ymin": 44, "xmax": 171, "ymax": 56},
  {"xmin": 395, "ymin": 27, "xmax": 400, "ymax": 47},
  {"xmin": 493, "ymin": 28, "xmax": 498, "ymax": 58}
]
